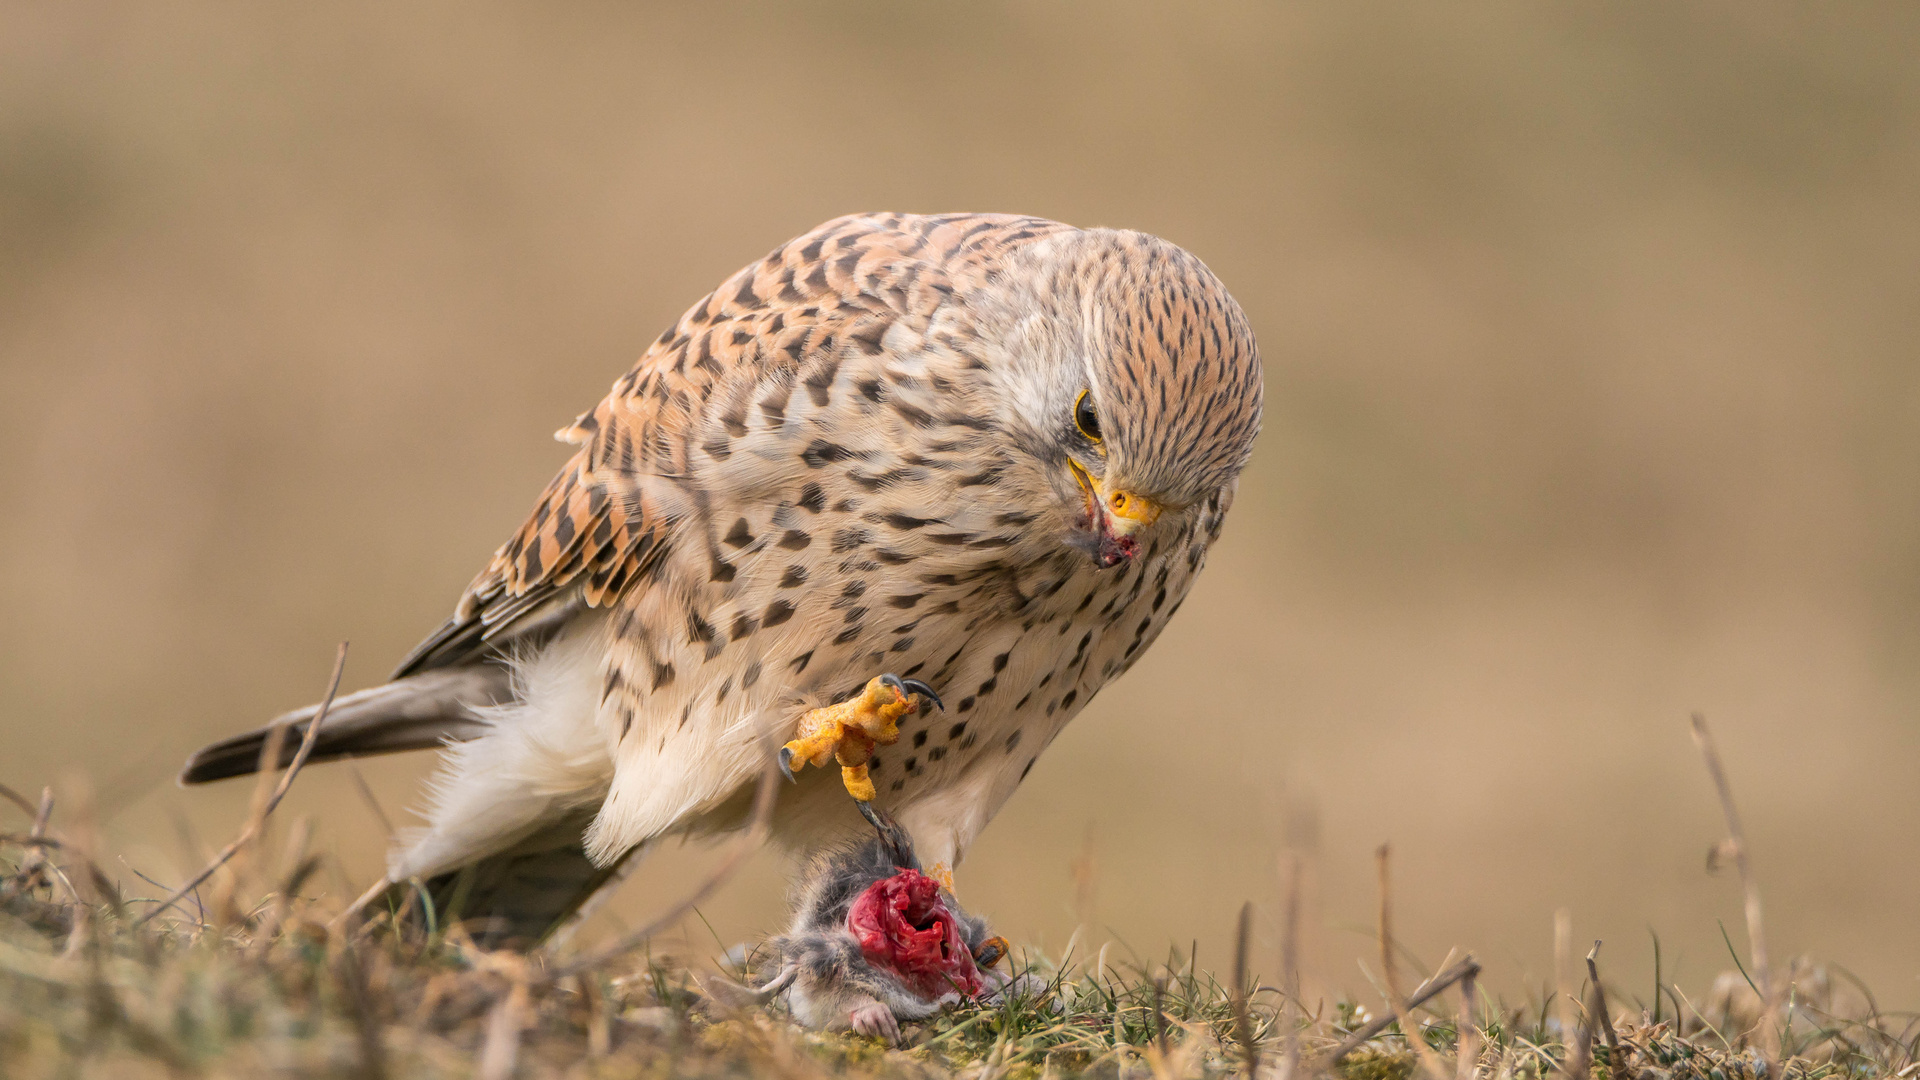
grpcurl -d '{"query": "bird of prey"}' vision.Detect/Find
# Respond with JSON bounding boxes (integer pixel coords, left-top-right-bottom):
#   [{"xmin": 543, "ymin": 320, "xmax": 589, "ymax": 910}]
[{"xmin": 181, "ymin": 212, "xmax": 1263, "ymax": 945}]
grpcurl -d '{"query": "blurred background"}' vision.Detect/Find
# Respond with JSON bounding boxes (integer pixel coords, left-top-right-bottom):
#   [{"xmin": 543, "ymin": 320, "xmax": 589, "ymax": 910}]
[{"xmin": 3, "ymin": 2, "xmax": 1917, "ymax": 1010}]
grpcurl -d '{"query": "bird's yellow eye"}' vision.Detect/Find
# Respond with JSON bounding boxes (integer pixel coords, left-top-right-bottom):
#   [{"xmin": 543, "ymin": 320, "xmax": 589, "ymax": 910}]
[{"xmin": 1073, "ymin": 389, "xmax": 1103, "ymax": 443}]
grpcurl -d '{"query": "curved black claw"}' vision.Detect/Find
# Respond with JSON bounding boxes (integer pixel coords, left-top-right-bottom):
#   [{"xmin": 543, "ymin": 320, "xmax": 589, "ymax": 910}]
[
  {"xmin": 857, "ymin": 799, "xmax": 920, "ymax": 871},
  {"xmin": 880, "ymin": 673, "xmax": 945, "ymax": 712},
  {"xmin": 778, "ymin": 746, "xmax": 796, "ymax": 783}
]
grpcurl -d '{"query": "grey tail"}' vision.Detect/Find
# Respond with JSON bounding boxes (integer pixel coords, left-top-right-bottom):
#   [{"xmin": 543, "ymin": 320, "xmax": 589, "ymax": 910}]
[
  {"xmin": 404, "ymin": 811, "xmax": 640, "ymax": 950},
  {"xmin": 178, "ymin": 666, "xmax": 511, "ymax": 785}
]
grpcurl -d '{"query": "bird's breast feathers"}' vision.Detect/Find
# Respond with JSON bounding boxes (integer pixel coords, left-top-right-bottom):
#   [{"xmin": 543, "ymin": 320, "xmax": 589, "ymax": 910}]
[{"xmin": 416, "ymin": 213, "xmax": 1256, "ymax": 868}]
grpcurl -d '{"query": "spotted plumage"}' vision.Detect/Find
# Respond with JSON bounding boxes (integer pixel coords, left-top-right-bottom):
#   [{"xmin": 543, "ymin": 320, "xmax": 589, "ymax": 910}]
[{"xmin": 181, "ymin": 212, "xmax": 1262, "ymax": 945}]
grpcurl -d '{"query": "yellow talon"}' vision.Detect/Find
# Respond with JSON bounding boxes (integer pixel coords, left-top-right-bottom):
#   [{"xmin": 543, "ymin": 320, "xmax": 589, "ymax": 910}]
[
  {"xmin": 780, "ymin": 674, "xmax": 943, "ymax": 802},
  {"xmin": 842, "ymin": 764, "xmax": 877, "ymax": 802}
]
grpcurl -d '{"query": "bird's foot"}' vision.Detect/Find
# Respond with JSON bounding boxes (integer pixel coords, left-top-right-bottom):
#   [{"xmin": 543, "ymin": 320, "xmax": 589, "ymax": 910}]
[{"xmin": 780, "ymin": 674, "xmax": 942, "ymax": 801}]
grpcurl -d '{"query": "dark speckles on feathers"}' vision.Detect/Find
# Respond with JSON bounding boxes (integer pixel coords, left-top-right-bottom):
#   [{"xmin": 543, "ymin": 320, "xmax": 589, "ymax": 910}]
[
  {"xmin": 432, "ymin": 214, "xmax": 1257, "ymax": 873},
  {"xmin": 830, "ymin": 526, "xmax": 871, "ymax": 552}
]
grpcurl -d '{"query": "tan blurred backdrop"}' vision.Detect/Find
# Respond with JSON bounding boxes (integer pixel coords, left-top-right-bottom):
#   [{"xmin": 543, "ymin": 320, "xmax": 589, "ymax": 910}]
[{"xmin": 3, "ymin": 2, "xmax": 1917, "ymax": 1009}]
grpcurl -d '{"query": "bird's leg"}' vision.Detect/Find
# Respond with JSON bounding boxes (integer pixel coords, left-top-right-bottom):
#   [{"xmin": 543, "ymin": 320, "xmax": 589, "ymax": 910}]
[{"xmin": 780, "ymin": 674, "xmax": 943, "ymax": 802}]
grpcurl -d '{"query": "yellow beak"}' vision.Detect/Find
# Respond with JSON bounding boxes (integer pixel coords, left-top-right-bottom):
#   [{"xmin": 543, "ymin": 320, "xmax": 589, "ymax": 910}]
[{"xmin": 1068, "ymin": 460, "xmax": 1163, "ymax": 535}]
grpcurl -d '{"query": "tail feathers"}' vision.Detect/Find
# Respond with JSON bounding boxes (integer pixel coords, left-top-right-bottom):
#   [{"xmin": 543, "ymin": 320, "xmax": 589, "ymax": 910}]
[
  {"xmin": 178, "ymin": 666, "xmax": 511, "ymax": 785},
  {"xmin": 407, "ymin": 811, "xmax": 641, "ymax": 949}
]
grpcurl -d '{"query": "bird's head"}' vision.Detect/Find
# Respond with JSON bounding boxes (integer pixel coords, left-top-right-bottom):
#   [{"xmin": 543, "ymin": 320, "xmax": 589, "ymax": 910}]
[{"xmin": 980, "ymin": 229, "xmax": 1263, "ymax": 569}]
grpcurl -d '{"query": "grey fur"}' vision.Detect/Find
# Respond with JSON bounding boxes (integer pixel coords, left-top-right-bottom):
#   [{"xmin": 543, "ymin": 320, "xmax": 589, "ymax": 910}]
[{"xmin": 767, "ymin": 812, "xmax": 997, "ymax": 1036}]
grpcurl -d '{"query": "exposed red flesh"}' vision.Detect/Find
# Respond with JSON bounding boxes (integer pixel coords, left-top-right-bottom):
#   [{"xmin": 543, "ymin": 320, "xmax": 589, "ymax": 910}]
[{"xmin": 846, "ymin": 869, "xmax": 983, "ymax": 1001}]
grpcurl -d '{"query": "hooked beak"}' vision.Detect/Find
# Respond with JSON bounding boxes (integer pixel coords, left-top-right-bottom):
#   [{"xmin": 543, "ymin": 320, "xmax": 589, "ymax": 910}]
[{"xmin": 1067, "ymin": 459, "xmax": 1164, "ymax": 567}]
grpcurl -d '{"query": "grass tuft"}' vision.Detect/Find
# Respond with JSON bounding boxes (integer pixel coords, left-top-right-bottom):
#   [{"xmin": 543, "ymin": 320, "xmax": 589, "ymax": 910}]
[
  {"xmin": 4, "ymin": 704, "xmax": 1914, "ymax": 1079},
  {"xmin": 3, "ymin": 825, "xmax": 1914, "ymax": 1079}
]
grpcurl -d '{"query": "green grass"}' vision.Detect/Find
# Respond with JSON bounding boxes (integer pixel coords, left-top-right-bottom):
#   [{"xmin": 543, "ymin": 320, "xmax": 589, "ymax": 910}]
[{"xmin": 3, "ymin": 820, "xmax": 1915, "ymax": 1078}]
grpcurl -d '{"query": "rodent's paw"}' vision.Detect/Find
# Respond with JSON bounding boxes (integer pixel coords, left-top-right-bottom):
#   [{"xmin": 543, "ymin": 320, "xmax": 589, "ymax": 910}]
[{"xmin": 849, "ymin": 1001, "xmax": 901, "ymax": 1044}]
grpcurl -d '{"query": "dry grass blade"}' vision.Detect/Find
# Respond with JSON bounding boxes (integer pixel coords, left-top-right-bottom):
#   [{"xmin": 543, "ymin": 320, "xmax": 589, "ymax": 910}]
[
  {"xmin": 1279, "ymin": 851, "xmax": 1303, "ymax": 1080},
  {"xmin": 0, "ymin": 782, "xmax": 37, "ymax": 820},
  {"xmin": 334, "ymin": 938, "xmax": 389, "ymax": 1080},
  {"xmin": 1327, "ymin": 956, "xmax": 1483, "ymax": 1064},
  {"xmin": 344, "ymin": 757, "xmax": 395, "ymax": 840},
  {"xmin": 16, "ymin": 786, "xmax": 76, "ymax": 904},
  {"xmin": 0, "ymin": 833, "xmax": 62, "ymax": 848},
  {"xmin": 1152, "ymin": 971, "xmax": 1169, "ymax": 1058},
  {"xmin": 31, "ymin": 786, "xmax": 54, "ymax": 838},
  {"xmin": 1555, "ymin": 909, "xmax": 1586, "ymax": 1079},
  {"xmin": 1690, "ymin": 712, "xmax": 1780, "ymax": 1080},
  {"xmin": 554, "ymin": 755, "xmax": 781, "ymax": 977},
  {"xmin": 1457, "ymin": 967, "xmax": 1479, "ymax": 1080},
  {"xmin": 1232, "ymin": 900, "xmax": 1257, "ymax": 1076},
  {"xmin": 575, "ymin": 974, "xmax": 611, "ymax": 1058},
  {"xmin": 479, "ymin": 976, "xmax": 530, "ymax": 1080},
  {"xmin": 1585, "ymin": 942, "xmax": 1630, "ymax": 1080},
  {"xmin": 136, "ymin": 642, "xmax": 347, "ymax": 926},
  {"xmin": 1375, "ymin": 844, "xmax": 1457, "ymax": 1080}
]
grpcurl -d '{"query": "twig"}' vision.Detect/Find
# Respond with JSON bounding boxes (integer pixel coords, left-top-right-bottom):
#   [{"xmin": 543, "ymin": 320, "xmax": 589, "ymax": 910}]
[
  {"xmin": 552, "ymin": 755, "xmax": 781, "ymax": 977},
  {"xmin": 1376, "ymin": 844, "xmax": 1456, "ymax": 1080},
  {"xmin": 1691, "ymin": 712, "xmax": 1780, "ymax": 1079},
  {"xmin": 1326, "ymin": 956, "xmax": 1482, "ymax": 1064},
  {"xmin": 137, "ymin": 643, "xmax": 347, "ymax": 926},
  {"xmin": 1586, "ymin": 941, "xmax": 1631, "ymax": 1080}
]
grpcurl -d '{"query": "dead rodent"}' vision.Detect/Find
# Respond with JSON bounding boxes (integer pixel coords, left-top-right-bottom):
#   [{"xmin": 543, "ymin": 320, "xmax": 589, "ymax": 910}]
[{"xmin": 707, "ymin": 804, "xmax": 1017, "ymax": 1042}]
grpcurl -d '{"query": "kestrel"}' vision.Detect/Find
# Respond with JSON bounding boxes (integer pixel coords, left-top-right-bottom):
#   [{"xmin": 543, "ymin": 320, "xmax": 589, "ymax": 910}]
[{"xmin": 182, "ymin": 212, "xmax": 1263, "ymax": 945}]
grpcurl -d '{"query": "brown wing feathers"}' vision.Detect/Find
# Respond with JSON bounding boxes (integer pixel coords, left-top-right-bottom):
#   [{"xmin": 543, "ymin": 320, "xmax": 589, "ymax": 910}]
[
  {"xmin": 397, "ymin": 213, "xmax": 1068, "ymax": 679},
  {"xmin": 188, "ymin": 213, "xmax": 1081, "ymax": 784}
]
